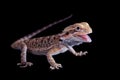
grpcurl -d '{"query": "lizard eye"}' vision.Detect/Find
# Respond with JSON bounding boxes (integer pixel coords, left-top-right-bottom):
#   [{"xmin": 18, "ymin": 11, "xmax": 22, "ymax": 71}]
[{"xmin": 75, "ymin": 27, "xmax": 80, "ymax": 31}]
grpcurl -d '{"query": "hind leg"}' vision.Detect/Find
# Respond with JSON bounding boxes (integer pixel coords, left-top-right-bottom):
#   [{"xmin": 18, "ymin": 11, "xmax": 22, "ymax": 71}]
[{"xmin": 17, "ymin": 43, "xmax": 33, "ymax": 68}]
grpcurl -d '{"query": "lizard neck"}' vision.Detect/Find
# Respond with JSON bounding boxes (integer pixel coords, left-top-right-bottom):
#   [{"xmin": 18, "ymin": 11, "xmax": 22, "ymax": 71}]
[{"xmin": 59, "ymin": 32, "xmax": 83, "ymax": 46}]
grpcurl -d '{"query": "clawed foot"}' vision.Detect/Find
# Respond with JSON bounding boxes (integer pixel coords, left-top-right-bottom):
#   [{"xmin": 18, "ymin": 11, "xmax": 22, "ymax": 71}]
[
  {"xmin": 75, "ymin": 51, "xmax": 88, "ymax": 56},
  {"xmin": 50, "ymin": 63, "xmax": 62, "ymax": 70},
  {"xmin": 17, "ymin": 62, "xmax": 33, "ymax": 68}
]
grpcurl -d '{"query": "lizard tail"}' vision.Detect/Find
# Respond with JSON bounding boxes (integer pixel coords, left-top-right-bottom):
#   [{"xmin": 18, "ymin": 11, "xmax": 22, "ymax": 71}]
[
  {"xmin": 19, "ymin": 14, "xmax": 73, "ymax": 41},
  {"xmin": 11, "ymin": 15, "xmax": 72, "ymax": 49}
]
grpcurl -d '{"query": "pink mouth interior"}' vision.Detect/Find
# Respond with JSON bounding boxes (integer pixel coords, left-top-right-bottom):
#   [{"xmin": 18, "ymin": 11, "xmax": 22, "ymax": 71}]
[{"xmin": 79, "ymin": 35, "xmax": 92, "ymax": 42}]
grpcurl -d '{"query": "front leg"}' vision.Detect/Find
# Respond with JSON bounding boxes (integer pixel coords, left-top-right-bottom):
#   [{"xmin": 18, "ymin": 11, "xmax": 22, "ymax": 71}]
[
  {"xmin": 67, "ymin": 46, "xmax": 88, "ymax": 56},
  {"xmin": 46, "ymin": 48, "xmax": 63, "ymax": 70},
  {"xmin": 47, "ymin": 54, "xmax": 62, "ymax": 70}
]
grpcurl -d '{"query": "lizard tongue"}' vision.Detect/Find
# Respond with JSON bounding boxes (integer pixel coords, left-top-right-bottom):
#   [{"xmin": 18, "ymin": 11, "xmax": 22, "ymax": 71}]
[{"xmin": 80, "ymin": 35, "xmax": 92, "ymax": 42}]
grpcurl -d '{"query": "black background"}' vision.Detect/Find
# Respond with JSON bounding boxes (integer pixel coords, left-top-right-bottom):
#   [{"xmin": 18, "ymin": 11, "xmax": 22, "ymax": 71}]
[{"xmin": 1, "ymin": 1, "xmax": 98, "ymax": 79}]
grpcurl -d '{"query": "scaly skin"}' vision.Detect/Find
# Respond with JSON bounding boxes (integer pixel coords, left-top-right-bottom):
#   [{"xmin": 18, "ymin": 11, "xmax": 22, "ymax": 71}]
[{"xmin": 11, "ymin": 15, "xmax": 92, "ymax": 70}]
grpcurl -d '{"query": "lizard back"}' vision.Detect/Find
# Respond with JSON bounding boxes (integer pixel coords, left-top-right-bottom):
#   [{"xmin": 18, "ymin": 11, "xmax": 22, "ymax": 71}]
[{"xmin": 24, "ymin": 34, "xmax": 62, "ymax": 54}]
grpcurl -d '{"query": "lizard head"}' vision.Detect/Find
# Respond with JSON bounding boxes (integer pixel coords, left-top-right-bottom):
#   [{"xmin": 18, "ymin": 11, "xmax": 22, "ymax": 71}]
[{"xmin": 62, "ymin": 22, "xmax": 92, "ymax": 43}]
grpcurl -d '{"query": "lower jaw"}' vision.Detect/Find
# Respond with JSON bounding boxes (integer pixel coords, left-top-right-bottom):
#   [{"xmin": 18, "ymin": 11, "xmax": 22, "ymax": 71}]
[{"xmin": 78, "ymin": 35, "xmax": 92, "ymax": 43}]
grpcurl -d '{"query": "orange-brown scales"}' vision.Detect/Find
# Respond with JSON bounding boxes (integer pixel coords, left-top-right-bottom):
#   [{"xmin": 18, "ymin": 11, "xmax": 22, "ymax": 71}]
[
  {"xmin": 11, "ymin": 15, "xmax": 92, "ymax": 70},
  {"xmin": 24, "ymin": 34, "xmax": 61, "ymax": 55}
]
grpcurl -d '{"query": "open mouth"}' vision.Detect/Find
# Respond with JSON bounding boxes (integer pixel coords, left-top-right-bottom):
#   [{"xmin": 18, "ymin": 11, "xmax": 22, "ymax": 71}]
[{"xmin": 78, "ymin": 34, "xmax": 92, "ymax": 42}]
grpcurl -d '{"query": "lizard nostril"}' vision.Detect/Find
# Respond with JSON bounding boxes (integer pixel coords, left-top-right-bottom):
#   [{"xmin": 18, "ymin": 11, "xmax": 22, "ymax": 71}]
[{"xmin": 65, "ymin": 32, "xmax": 69, "ymax": 35}]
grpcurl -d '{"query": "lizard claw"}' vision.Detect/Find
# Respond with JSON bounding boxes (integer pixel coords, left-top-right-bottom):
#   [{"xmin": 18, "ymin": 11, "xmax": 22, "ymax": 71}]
[
  {"xmin": 75, "ymin": 51, "xmax": 88, "ymax": 56},
  {"xmin": 17, "ymin": 62, "xmax": 33, "ymax": 68},
  {"xmin": 50, "ymin": 63, "xmax": 62, "ymax": 70}
]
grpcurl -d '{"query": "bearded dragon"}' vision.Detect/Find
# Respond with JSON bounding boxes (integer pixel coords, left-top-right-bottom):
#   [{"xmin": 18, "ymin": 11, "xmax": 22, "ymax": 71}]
[{"xmin": 11, "ymin": 15, "xmax": 92, "ymax": 70}]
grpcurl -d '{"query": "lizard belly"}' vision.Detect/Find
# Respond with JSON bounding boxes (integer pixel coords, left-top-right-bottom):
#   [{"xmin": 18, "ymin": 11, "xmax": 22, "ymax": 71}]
[
  {"xmin": 52, "ymin": 47, "xmax": 68, "ymax": 56},
  {"xmin": 60, "ymin": 47, "xmax": 68, "ymax": 53},
  {"xmin": 30, "ymin": 50, "xmax": 48, "ymax": 55}
]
